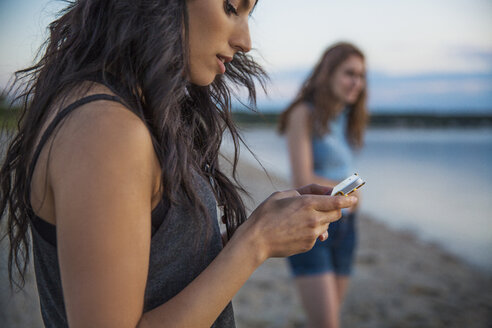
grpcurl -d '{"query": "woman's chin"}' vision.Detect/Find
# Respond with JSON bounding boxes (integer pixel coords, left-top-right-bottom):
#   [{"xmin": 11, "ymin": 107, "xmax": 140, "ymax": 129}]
[
  {"xmin": 188, "ymin": 72, "xmax": 217, "ymax": 87},
  {"xmin": 345, "ymin": 95, "xmax": 359, "ymax": 105}
]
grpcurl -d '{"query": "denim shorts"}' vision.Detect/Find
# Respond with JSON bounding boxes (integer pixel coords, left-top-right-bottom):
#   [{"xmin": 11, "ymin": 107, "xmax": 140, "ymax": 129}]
[{"xmin": 287, "ymin": 212, "xmax": 357, "ymax": 277}]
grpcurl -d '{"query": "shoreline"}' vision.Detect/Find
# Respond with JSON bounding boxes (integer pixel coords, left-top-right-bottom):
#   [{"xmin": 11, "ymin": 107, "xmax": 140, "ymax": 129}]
[{"xmin": 222, "ymin": 126, "xmax": 492, "ymax": 274}]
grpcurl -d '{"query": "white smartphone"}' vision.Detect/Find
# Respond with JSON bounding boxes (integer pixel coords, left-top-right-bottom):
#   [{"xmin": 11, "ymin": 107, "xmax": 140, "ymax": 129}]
[{"xmin": 330, "ymin": 173, "xmax": 366, "ymax": 196}]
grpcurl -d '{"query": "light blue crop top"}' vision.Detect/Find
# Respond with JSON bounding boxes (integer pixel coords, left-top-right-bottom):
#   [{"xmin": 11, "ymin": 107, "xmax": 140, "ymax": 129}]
[{"xmin": 311, "ymin": 107, "xmax": 353, "ymax": 182}]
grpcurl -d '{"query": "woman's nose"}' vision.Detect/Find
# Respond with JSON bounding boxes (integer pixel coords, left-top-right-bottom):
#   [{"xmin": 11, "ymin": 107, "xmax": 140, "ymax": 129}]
[
  {"xmin": 230, "ymin": 20, "xmax": 252, "ymax": 53},
  {"xmin": 354, "ymin": 76, "xmax": 365, "ymax": 89},
  {"xmin": 352, "ymin": 74, "xmax": 363, "ymax": 86}
]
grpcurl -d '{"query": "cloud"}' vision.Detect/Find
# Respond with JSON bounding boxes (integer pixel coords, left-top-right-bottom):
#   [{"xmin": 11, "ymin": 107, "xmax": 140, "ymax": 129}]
[
  {"xmin": 450, "ymin": 46, "xmax": 492, "ymax": 63},
  {"xmin": 248, "ymin": 68, "xmax": 492, "ymax": 112}
]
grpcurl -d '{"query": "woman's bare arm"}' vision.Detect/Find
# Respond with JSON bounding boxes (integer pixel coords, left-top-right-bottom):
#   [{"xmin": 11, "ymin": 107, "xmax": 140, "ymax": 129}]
[
  {"xmin": 50, "ymin": 102, "xmax": 159, "ymax": 327},
  {"xmin": 285, "ymin": 103, "xmax": 339, "ymax": 188}
]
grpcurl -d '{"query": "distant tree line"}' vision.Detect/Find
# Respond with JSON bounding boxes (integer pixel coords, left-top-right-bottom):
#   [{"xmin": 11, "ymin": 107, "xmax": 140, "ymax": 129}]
[
  {"xmin": 232, "ymin": 111, "xmax": 492, "ymax": 128},
  {"xmin": 2, "ymin": 99, "xmax": 491, "ymax": 130},
  {"xmin": 0, "ymin": 92, "xmax": 21, "ymax": 129}
]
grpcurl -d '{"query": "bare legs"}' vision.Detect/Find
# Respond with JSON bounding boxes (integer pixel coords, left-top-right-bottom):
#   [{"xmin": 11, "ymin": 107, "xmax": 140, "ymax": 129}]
[
  {"xmin": 336, "ymin": 276, "xmax": 349, "ymax": 303},
  {"xmin": 294, "ymin": 273, "xmax": 350, "ymax": 328}
]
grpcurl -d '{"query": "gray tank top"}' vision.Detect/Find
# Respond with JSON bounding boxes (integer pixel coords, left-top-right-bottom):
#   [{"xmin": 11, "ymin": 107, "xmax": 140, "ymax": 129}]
[{"xmin": 28, "ymin": 94, "xmax": 235, "ymax": 327}]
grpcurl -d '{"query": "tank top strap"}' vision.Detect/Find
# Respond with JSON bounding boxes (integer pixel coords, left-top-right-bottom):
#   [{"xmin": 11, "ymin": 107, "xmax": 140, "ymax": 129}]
[{"xmin": 27, "ymin": 94, "xmax": 124, "ymax": 197}]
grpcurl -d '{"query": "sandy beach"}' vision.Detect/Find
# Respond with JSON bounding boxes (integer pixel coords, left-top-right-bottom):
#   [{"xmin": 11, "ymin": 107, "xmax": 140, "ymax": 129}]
[
  {"xmin": 1, "ymin": 157, "xmax": 491, "ymax": 327},
  {"xmin": 231, "ymin": 158, "xmax": 492, "ymax": 328}
]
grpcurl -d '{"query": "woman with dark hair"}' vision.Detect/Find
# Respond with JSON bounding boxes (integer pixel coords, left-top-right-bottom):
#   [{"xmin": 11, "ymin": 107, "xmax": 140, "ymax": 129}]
[
  {"xmin": 0, "ymin": 1, "xmax": 357, "ymax": 327},
  {"xmin": 279, "ymin": 42, "xmax": 368, "ymax": 328}
]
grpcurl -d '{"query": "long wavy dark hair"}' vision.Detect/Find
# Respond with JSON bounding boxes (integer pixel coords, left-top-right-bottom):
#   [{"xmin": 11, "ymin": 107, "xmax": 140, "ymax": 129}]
[
  {"xmin": 278, "ymin": 42, "xmax": 367, "ymax": 148},
  {"xmin": 0, "ymin": 0, "xmax": 266, "ymax": 288}
]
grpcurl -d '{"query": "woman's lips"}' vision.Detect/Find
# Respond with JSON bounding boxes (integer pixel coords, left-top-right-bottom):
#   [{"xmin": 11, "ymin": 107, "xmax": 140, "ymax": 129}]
[
  {"xmin": 216, "ymin": 55, "xmax": 233, "ymax": 74},
  {"xmin": 216, "ymin": 56, "xmax": 226, "ymax": 74}
]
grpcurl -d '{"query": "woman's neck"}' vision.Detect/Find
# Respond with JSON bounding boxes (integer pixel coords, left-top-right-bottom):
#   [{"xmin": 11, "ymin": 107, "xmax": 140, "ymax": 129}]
[{"xmin": 332, "ymin": 101, "xmax": 345, "ymax": 115}]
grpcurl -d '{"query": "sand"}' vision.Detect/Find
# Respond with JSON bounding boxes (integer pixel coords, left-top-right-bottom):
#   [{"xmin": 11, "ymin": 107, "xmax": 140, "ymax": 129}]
[
  {"xmin": 1, "ymin": 157, "xmax": 491, "ymax": 327},
  {"xmin": 230, "ymin": 158, "xmax": 492, "ymax": 328}
]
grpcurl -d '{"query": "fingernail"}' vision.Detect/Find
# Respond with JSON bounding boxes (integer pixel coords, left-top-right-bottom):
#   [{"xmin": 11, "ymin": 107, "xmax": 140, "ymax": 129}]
[{"xmin": 348, "ymin": 196, "xmax": 357, "ymax": 203}]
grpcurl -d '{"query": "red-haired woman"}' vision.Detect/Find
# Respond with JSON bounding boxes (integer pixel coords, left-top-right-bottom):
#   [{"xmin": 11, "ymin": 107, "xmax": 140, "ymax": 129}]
[{"xmin": 279, "ymin": 42, "xmax": 369, "ymax": 328}]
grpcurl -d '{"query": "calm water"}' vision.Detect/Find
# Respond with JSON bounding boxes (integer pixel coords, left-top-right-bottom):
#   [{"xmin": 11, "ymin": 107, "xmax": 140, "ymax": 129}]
[{"xmin": 222, "ymin": 127, "xmax": 492, "ymax": 272}]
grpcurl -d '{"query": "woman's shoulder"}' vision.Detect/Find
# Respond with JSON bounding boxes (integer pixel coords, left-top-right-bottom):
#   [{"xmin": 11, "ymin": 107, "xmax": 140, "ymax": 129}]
[
  {"xmin": 56, "ymin": 100, "xmax": 149, "ymax": 149},
  {"xmin": 291, "ymin": 101, "xmax": 313, "ymax": 112},
  {"xmin": 281, "ymin": 101, "xmax": 314, "ymax": 138},
  {"xmin": 47, "ymin": 85, "xmax": 160, "ymax": 185},
  {"xmin": 52, "ymin": 83, "xmax": 148, "ymax": 142},
  {"xmin": 44, "ymin": 83, "xmax": 143, "ymax": 135},
  {"xmin": 288, "ymin": 101, "xmax": 312, "ymax": 125},
  {"xmin": 30, "ymin": 84, "xmax": 161, "ymax": 224}
]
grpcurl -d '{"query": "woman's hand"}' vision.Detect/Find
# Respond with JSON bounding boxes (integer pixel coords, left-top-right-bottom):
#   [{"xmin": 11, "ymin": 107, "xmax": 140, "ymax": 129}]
[
  {"xmin": 347, "ymin": 189, "xmax": 361, "ymax": 213},
  {"xmin": 238, "ymin": 184, "xmax": 357, "ymax": 263}
]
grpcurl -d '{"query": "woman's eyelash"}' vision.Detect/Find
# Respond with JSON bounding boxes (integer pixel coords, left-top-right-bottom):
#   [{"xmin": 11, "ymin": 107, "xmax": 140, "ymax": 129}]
[{"xmin": 224, "ymin": 0, "xmax": 239, "ymax": 16}]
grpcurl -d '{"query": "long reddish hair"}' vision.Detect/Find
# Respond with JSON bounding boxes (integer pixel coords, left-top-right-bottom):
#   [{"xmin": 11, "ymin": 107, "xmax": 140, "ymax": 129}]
[{"xmin": 279, "ymin": 42, "xmax": 368, "ymax": 148}]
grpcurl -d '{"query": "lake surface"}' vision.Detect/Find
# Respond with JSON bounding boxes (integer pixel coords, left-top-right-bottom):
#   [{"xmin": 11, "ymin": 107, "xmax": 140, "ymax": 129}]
[{"xmin": 222, "ymin": 127, "xmax": 492, "ymax": 272}]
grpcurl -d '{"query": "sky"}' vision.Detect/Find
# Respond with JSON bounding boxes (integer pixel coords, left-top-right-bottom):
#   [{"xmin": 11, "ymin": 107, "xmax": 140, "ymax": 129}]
[{"xmin": 1, "ymin": 0, "xmax": 491, "ymax": 112}]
